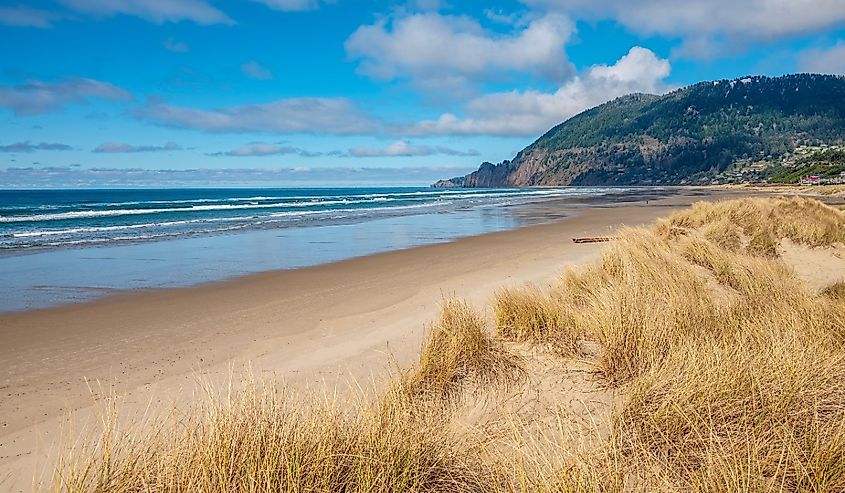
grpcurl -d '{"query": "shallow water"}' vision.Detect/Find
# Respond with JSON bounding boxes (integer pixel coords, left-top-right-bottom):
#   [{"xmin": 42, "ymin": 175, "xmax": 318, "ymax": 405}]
[
  {"xmin": 0, "ymin": 187, "xmax": 667, "ymax": 312},
  {"xmin": 0, "ymin": 187, "xmax": 594, "ymax": 250}
]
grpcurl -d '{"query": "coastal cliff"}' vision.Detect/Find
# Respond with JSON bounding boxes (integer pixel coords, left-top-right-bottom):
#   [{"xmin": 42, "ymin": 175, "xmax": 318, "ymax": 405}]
[{"xmin": 435, "ymin": 74, "xmax": 845, "ymax": 187}]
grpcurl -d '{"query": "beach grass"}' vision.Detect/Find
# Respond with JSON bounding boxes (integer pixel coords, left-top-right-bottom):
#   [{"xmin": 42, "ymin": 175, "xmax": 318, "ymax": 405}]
[
  {"xmin": 52, "ymin": 196, "xmax": 845, "ymax": 492},
  {"xmin": 401, "ymin": 298, "xmax": 524, "ymax": 402}
]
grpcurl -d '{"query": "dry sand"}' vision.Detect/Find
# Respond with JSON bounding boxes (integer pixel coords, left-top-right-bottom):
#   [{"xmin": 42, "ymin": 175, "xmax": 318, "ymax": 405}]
[{"xmin": 0, "ymin": 190, "xmax": 756, "ymax": 490}]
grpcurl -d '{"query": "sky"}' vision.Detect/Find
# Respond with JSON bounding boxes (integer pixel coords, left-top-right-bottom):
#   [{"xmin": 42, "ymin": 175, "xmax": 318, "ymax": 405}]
[{"xmin": 2, "ymin": 0, "xmax": 845, "ymax": 187}]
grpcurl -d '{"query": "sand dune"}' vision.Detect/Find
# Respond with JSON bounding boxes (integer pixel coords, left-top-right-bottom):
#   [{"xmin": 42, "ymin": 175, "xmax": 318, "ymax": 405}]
[{"xmin": 0, "ymin": 190, "xmax": 755, "ymax": 490}]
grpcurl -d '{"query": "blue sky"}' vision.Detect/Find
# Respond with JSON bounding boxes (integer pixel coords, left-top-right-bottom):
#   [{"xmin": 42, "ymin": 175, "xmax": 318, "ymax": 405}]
[{"xmin": 2, "ymin": 0, "xmax": 845, "ymax": 186}]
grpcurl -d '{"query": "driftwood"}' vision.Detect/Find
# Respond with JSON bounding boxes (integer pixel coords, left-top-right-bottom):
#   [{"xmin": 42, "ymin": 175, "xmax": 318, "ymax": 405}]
[{"xmin": 572, "ymin": 236, "xmax": 616, "ymax": 244}]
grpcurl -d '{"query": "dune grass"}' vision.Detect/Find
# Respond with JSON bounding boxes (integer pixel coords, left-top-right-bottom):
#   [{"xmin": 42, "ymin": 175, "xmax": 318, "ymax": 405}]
[
  {"xmin": 494, "ymin": 196, "xmax": 845, "ymax": 490},
  {"xmin": 658, "ymin": 195, "xmax": 845, "ymax": 248},
  {"xmin": 493, "ymin": 286, "xmax": 581, "ymax": 356},
  {"xmin": 54, "ymin": 302, "xmax": 511, "ymax": 493},
  {"xmin": 58, "ymin": 384, "xmax": 498, "ymax": 493},
  {"xmin": 52, "ymin": 196, "xmax": 845, "ymax": 492},
  {"xmin": 402, "ymin": 298, "xmax": 524, "ymax": 401}
]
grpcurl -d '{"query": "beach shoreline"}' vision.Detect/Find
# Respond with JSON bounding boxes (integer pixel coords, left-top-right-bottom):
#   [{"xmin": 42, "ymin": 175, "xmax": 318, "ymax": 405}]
[
  {"xmin": 0, "ymin": 188, "xmax": 751, "ymax": 490},
  {"xmin": 0, "ymin": 186, "xmax": 680, "ymax": 313}
]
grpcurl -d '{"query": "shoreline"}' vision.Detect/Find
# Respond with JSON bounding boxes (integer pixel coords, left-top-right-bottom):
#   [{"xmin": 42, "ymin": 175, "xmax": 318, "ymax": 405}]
[
  {"xmin": 0, "ymin": 186, "xmax": 681, "ymax": 314},
  {"xmin": 0, "ymin": 189, "xmax": 748, "ymax": 490}
]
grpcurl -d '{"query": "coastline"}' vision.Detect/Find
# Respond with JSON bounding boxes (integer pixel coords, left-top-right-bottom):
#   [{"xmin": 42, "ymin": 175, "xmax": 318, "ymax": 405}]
[
  {"xmin": 0, "ymin": 186, "xmax": 677, "ymax": 313},
  {"xmin": 0, "ymin": 188, "xmax": 749, "ymax": 490}
]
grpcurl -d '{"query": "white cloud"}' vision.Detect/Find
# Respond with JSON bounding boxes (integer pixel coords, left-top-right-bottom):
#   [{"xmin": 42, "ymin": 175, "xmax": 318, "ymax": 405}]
[
  {"xmin": 209, "ymin": 142, "xmax": 323, "ymax": 157},
  {"xmin": 163, "ymin": 37, "xmax": 190, "ymax": 53},
  {"xmin": 132, "ymin": 47, "xmax": 668, "ymax": 139},
  {"xmin": 0, "ymin": 6, "xmax": 64, "ymax": 28},
  {"xmin": 347, "ymin": 141, "xmax": 480, "ymax": 157},
  {"xmin": 0, "ymin": 165, "xmax": 475, "ymax": 187},
  {"xmin": 798, "ymin": 41, "xmax": 845, "ymax": 74},
  {"xmin": 59, "ymin": 0, "xmax": 233, "ymax": 25},
  {"xmin": 401, "ymin": 46, "xmax": 671, "ymax": 137},
  {"xmin": 217, "ymin": 142, "xmax": 298, "ymax": 157},
  {"xmin": 524, "ymin": 0, "xmax": 845, "ymax": 55},
  {"xmin": 345, "ymin": 12, "xmax": 574, "ymax": 91},
  {"xmin": 0, "ymin": 78, "xmax": 132, "ymax": 116},
  {"xmin": 134, "ymin": 97, "xmax": 378, "ymax": 135},
  {"xmin": 241, "ymin": 61, "xmax": 274, "ymax": 80},
  {"xmin": 0, "ymin": 141, "xmax": 73, "ymax": 152},
  {"xmin": 251, "ymin": 0, "xmax": 324, "ymax": 11},
  {"xmin": 93, "ymin": 141, "xmax": 184, "ymax": 153}
]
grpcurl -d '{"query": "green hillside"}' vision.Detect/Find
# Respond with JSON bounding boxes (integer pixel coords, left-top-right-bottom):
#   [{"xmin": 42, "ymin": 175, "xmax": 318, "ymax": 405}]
[{"xmin": 435, "ymin": 74, "xmax": 845, "ymax": 187}]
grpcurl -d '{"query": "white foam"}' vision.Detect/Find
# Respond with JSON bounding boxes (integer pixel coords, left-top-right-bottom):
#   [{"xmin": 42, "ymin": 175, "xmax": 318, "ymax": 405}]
[
  {"xmin": 0, "ymin": 189, "xmax": 580, "ymax": 223},
  {"xmin": 1, "ymin": 187, "xmax": 635, "ymax": 250},
  {"xmin": 0, "ymin": 197, "xmax": 412, "ymax": 222}
]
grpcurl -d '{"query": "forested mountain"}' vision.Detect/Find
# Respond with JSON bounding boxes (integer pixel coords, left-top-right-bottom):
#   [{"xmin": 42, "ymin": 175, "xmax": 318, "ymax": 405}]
[{"xmin": 434, "ymin": 74, "xmax": 845, "ymax": 187}]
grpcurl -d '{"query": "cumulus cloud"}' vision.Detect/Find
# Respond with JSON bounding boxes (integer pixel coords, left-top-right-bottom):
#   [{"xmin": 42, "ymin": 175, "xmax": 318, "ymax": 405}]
[
  {"xmin": 241, "ymin": 61, "xmax": 274, "ymax": 80},
  {"xmin": 92, "ymin": 141, "xmax": 184, "ymax": 153},
  {"xmin": 347, "ymin": 141, "xmax": 480, "ymax": 158},
  {"xmin": 0, "ymin": 141, "xmax": 73, "ymax": 152},
  {"xmin": 0, "ymin": 6, "xmax": 64, "ymax": 28},
  {"xmin": 131, "ymin": 47, "xmax": 668, "ymax": 139},
  {"xmin": 0, "ymin": 78, "xmax": 132, "ymax": 116},
  {"xmin": 59, "ymin": 0, "xmax": 233, "ymax": 25},
  {"xmin": 163, "ymin": 37, "xmax": 190, "ymax": 53},
  {"xmin": 134, "ymin": 97, "xmax": 379, "ymax": 135},
  {"xmin": 524, "ymin": 0, "xmax": 845, "ymax": 57},
  {"xmin": 209, "ymin": 142, "xmax": 321, "ymax": 157},
  {"xmin": 401, "ymin": 46, "xmax": 671, "ymax": 137},
  {"xmin": 798, "ymin": 41, "xmax": 845, "ymax": 74},
  {"xmin": 345, "ymin": 12, "xmax": 574, "ymax": 91}
]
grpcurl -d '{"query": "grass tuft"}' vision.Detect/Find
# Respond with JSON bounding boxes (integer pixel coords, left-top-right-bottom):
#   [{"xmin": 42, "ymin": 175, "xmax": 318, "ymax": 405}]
[
  {"xmin": 54, "ymin": 378, "xmax": 496, "ymax": 492},
  {"xmin": 403, "ymin": 299, "xmax": 524, "ymax": 401},
  {"xmin": 664, "ymin": 196, "xmax": 845, "ymax": 248},
  {"xmin": 493, "ymin": 286, "xmax": 580, "ymax": 356},
  {"xmin": 822, "ymin": 281, "xmax": 845, "ymax": 301},
  {"xmin": 746, "ymin": 225, "xmax": 779, "ymax": 257}
]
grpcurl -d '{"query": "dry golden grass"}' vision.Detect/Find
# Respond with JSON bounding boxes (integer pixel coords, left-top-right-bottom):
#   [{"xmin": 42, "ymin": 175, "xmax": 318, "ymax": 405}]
[
  {"xmin": 698, "ymin": 217, "xmax": 743, "ymax": 252},
  {"xmin": 822, "ymin": 281, "xmax": 845, "ymax": 301},
  {"xmin": 53, "ymin": 302, "xmax": 512, "ymax": 493},
  {"xmin": 720, "ymin": 184, "xmax": 845, "ymax": 198},
  {"xmin": 489, "ymin": 196, "xmax": 845, "ymax": 491},
  {"xmin": 811, "ymin": 185, "xmax": 845, "ymax": 196},
  {"xmin": 493, "ymin": 287, "xmax": 580, "ymax": 356},
  {"xmin": 660, "ymin": 195, "xmax": 845, "ymax": 248},
  {"xmin": 52, "ymin": 196, "xmax": 845, "ymax": 493},
  {"xmin": 56, "ymin": 382, "xmax": 498, "ymax": 493},
  {"xmin": 617, "ymin": 333, "xmax": 845, "ymax": 492},
  {"xmin": 402, "ymin": 298, "xmax": 524, "ymax": 401}
]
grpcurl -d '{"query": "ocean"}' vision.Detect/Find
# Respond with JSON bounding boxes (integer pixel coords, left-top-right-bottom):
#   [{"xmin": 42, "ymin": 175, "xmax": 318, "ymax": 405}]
[
  {"xmin": 0, "ymin": 187, "xmax": 660, "ymax": 311},
  {"xmin": 1, "ymin": 187, "xmax": 600, "ymax": 250}
]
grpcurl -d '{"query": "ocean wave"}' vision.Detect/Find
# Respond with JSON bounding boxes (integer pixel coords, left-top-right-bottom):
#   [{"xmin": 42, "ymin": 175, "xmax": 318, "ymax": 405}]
[
  {"xmin": 0, "ymin": 197, "xmax": 410, "ymax": 223},
  {"xmin": 1, "ymin": 201, "xmax": 460, "ymax": 249},
  {"xmin": 266, "ymin": 200, "xmax": 451, "ymax": 218},
  {"xmin": 37, "ymin": 225, "xmax": 249, "ymax": 247},
  {"xmin": 0, "ymin": 189, "xmax": 565, "ymax": 223},
  {"xmin": 0, "ymin": 187, "xmax": 632, "ymax": 250},
  {"xmin": 9, "ymin": 216, "xmax": 253, "ymax": 238},
  {"xmin": 0, "ymin": 188, "xmax": 562, "ymax": 214}
]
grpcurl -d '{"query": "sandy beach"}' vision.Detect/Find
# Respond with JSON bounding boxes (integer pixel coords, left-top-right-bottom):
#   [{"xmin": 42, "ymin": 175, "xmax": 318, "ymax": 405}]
[{"xmin": 0, "ymin": 189, "xmax": 750, "ymax": 490}]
